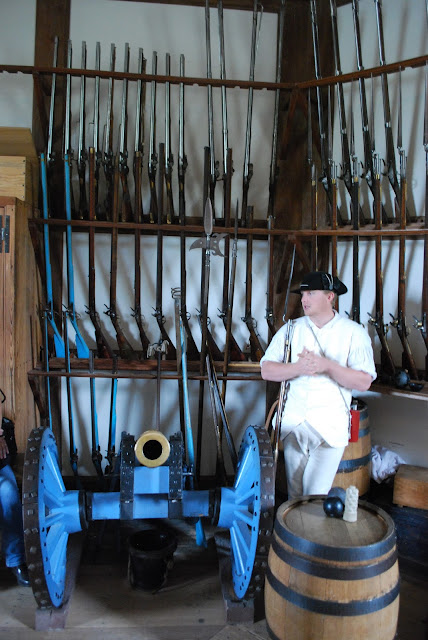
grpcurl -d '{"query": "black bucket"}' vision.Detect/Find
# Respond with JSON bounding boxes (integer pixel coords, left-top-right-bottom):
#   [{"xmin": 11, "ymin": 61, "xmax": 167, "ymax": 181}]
[{"xmin": 128, "ymin": 528, "xmax": 177, "ymax": 591}]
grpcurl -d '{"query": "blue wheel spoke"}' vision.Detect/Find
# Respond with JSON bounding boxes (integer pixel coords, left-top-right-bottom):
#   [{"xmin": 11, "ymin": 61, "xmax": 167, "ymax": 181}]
[
  {"xmin": 230, "ymin": 522, "xmax": 248, "ymax": 576},
  {"xmin": 43, "ymin": 447, "xmax": 66, "ymax": 494},
  {"xmin": 235, "ymin": 487, "xmax": 257, "ymax": 506},
  {"xmin": 234, "ymin": 446, "xmax": 253, "ymax": 489},
  {"xmin": 234, "ymin": 507, "xmax": 256, "ymax": 527},
  {"xmin": 46, "ymin": 525, "xmax": 68, "ymax": 582},
  {"xmin": 43, "ymin": 487, "xmax": 65, "ymax": 510}
]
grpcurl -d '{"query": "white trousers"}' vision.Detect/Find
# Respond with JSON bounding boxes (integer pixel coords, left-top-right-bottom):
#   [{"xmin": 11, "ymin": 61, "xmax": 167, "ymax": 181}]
[{"xmin": 283, "ymin": 421, "xmax": 345, "ymax": 499}]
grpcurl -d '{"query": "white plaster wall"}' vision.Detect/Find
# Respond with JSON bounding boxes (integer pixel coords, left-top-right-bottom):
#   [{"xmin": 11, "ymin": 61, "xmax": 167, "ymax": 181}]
[
  {"xmin": 0, "ymin": 0, "xmax": 35, "ymax": 127},
  {"xmin": 0, "ymin": 0, "xmax": 427, "ymax": 474}
]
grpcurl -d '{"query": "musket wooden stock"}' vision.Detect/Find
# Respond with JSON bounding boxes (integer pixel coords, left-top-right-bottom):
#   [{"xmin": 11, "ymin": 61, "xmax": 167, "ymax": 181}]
[
  {"xmin": 87, "ymin": 148, "xmax": 113, "ymax": 359},
  {"xmin": 153, "ymin": 143, "xmax": 176, "ymax": 360},
  {"xmin": 243, "ymin": 206, "xmax": 264, "ymax": 362},
  {"xmin": 105, "ymin": 156, "xmax": 135, "ymax": 360},
  {"xmin": 368, "ymin": 161, "xmax": 395, "ymax": 378},
  {"xmin": 132, "ymin": 149, "xmax": 151, "ymax": 356}
]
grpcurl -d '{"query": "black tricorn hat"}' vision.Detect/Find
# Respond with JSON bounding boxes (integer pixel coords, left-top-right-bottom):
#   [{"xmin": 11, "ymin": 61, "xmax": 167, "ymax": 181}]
[{"xmin": 291, "ymin": 271, "xmax": 348, "ymax": 296}]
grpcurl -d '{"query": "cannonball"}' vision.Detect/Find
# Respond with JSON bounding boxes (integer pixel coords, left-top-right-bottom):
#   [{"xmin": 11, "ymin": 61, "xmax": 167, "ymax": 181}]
[
  {"xmin": 327, "ymin": 486, "xmax": 347, "ymax": 504},
  {"xmin": 323, "ymin": 496, "xmax": 345, "ymax": 518},
  {"xmin": 394, "ymin": 369, "xmax": 410, "ymax": 389}
]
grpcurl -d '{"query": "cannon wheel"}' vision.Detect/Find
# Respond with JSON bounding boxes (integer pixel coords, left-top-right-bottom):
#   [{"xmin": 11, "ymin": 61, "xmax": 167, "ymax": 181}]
[
  {"xmin": 22, "ymin": 426, "xmax": 86, "ymax": 609},
  {"xmin": 228, "ymin": 425, "xmax": 275, "ymax": 600}
]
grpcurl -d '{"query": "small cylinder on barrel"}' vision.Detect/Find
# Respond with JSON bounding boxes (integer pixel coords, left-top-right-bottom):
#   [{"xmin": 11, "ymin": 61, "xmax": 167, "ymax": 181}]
[
  {"xmin": 265, "ymin": 496, "xmax": 399, "ymax": 640},
  {"xmin": 333, "ymin": 398, "xmax": 371, "ymax": 495}
]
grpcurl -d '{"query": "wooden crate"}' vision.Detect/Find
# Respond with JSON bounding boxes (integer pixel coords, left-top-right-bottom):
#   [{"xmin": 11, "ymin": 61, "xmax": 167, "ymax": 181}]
[
  {"xmin": 0, "ymin": 197, "xmax": 41, "ymax": 454},
  {"xmin": 393, "ymin": 465, "xmax": 428, "ymax": 510},
  {"xmin": 0, "ymin": 128, "xmax": 38, "ymax": 206}
]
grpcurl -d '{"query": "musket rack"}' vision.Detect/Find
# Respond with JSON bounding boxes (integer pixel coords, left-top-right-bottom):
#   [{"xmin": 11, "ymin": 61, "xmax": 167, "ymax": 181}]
[{"xmin": 2, "ymin": 1, "xmax": 428, "ymax": 483}]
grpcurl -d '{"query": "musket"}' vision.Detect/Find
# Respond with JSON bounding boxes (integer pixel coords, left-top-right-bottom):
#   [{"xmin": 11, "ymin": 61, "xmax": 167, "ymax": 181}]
[
  {"xmin": 47, "ymin": 35, "xmax": 58, "ymax": 170},
  {"xmin": 390, "ymin": 69, "xmax": 419, "ymax": 379},
  {"xmin": 218, "ymin": 158, "xmax": 245, "ymax": 361},
  {"xmin": 272, "ymin": 255, "xmax": 295, "ymax": 470},
  {"xmin": 349, "ymin": 83, "xmax": 361, "ymax": 325},
  {"xmin": 104, "ymin": 155, "xmax": 135, "ymax": 360},
  {"xmin": 103, "ymin": 44, "xmax": 116, "ymax": 221},
  {"xmin": 152, "ymin": 142, "xmax": 177, "ymax": 360},
  {"xmin": 40, "ymin": 153, "xmax": 65, "ymax": 357},
  {"xmin": 329, "ymin": 0, "xmax": 352, "ymax": 199},
  {"xmin": 77, "ymin": 41, "xmax": 88, "ymax": 220},
  {"xmin": 221, "ymin": 208, "xmax": 241, "ymax": 402},
  {"xmin": 147, "ymin": 51, "xmax": 158, "ymax": 224},
  {"xmin": 241, "ymin": 0, "xmax": 262, "ymax": 226},
  {"xmin": 173, "ymin": 289, "xmax": 206, "ymax": 547},
  {"xmin": 93, "ymin": 42, "xmax": 104, "ymax": 221},
  {"xmin": 310, "ymin": 0, "xmax": 343, "ymax": 226},
  {"xmin": 63, "ymin": 311, "xmax": 80, "ymax": 485},
  {"xmin": 242, "ymin": 206, "xmax": 264, "ymax": 361},
  {"xmin": 216, "ymin": 9, "xmax": 246, "ymax": 362},
  {"xmin": 178, "ymin": 54, "xmax": 199, "ymax": 361},
  {"xmin": 64, "ymin": 153, "xmax": 90, "ymax": 358},
  {"xmin": 106, "ymin": 357, "xmax": 118, "ymax": 475},
  {"xmin": 413, "ymin": 62, "xmax": 428, "ymax": 378},
  {"xmin": 367, "ymin": 150, "xmax": 396, "ymax": 379},
  {"xmin": 206, "ymin": 350, "xmax": 227, "ymax": 486},
  {"xmin": 64, "ymin": 40, "xmax": 77, "ymax": 220},
  {"xmin": 374, "ymin": 0, "xmax": 411, "ymax": 223},
  {"xmin": 265, "ymin": 0, "xmax": 285, "ymax": 338},
  {"xmin": 266, "ymin": 213, "xmax": 277, "ymax": 337},
  {"xmin": 309, "ymin": 87, "xmax": 319, "ymax": 271},
  {"xmin": 131, "ymin": 48, "xmax": 151, "ymax": 356},
  {"xmin": 164, "ymin": 53, "xmax": 175, "ymax": 225},
  {"xmin": 352, "ymin": 0, "xmax": 390, "ymax": 225},
  {"xmin": 119, "ymin": 43, "xmax": 133, "ymax": 223},
  {"xmin": 195, "ymin": 198, "xmax": 214, "ymax": 478},
  {"xmin": 205, "ymin": 0, "xmax": 219, "ymax": 212},
  {"xmin": 86, "ymin": 147, "xmax": 114, "ymax": 359},
  {"xmin": 89, "ymin": 350, "xmax": 104, "ymax": 480}
]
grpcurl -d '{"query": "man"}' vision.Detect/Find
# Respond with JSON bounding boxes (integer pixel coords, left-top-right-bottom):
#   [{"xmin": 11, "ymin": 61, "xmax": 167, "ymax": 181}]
[
  {"xmin": 260, "ymin": 271, "xmax": 376, "ymax": 499},
  {"xmin": 0, "ymin": 421, "xmax": 30, "ymax": 586}
]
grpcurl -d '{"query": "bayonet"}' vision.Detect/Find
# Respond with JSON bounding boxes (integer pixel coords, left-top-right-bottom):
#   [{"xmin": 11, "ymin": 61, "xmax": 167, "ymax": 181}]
[
  {"xmin": 205, "ymin": 0, "xmax": 219, "ymax": 212},
  {"xmin": 47, "ymin": 35, "xmax": 58, "ymax": 168}
]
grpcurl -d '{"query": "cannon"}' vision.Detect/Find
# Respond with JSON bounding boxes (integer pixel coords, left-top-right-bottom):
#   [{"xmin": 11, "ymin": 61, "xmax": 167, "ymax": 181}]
[{"xmin": 22, "ymin": 424, "xmax": 275, "ymax": 609}]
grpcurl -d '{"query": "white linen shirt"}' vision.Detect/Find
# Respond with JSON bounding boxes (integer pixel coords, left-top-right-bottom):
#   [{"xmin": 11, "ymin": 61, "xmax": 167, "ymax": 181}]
[{"xmin": 260, "ymin": 312, "xmax": 377, "ymax": 447}]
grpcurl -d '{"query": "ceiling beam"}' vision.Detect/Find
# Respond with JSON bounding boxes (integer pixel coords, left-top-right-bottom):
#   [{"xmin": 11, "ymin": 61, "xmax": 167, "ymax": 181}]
[{"xmin": 120, "ymin": 0, "xmax": 351, "ymax": 13}]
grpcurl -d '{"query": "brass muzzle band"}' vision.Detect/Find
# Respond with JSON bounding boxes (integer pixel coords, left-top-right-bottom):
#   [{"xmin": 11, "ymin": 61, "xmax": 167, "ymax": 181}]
[{"xmin": 134, "ymin": 430, "xmax": 171, "ymax": 468}]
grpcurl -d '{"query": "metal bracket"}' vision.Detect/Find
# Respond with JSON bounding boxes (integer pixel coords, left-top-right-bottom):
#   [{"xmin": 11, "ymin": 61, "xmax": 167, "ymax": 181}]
[
  {"xmin": 168, "ymin": 433, "xmax": 184, "ymax": 518},
  {"xmin": 0, "ymin": 215, "xmax": 10, "ymax": 253},
  {"xmin": 120, "ymin": 433, "xmax": 135, "ymax": 520}
]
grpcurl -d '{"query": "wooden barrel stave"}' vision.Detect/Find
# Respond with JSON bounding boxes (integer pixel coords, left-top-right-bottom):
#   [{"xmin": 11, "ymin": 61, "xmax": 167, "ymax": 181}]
[{"xmin": 333, "ymin": 400, "xmax": 371, "ymax": 495}]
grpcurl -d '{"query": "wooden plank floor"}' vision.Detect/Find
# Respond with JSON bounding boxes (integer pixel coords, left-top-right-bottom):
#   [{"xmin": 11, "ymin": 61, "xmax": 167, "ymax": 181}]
[{"xmin": 0, "ymin": 519, "xmax": 426, "ymax": 640}]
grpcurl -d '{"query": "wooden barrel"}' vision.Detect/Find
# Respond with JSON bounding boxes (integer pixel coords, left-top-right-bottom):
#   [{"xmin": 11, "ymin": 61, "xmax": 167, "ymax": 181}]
[
  {"xmin": 265, "ymin": 497, "xmax": 399, "ymax": 640},
  {"xmin": 333, "ymin": 399, "xmax": 371, "ymax": 495}
]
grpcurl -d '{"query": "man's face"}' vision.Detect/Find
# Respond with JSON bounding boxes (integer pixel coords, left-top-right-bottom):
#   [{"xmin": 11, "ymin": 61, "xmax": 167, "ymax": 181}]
[{"xmin": 301, "ymin": 289, "xmax": 333, "ymax": 316}]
